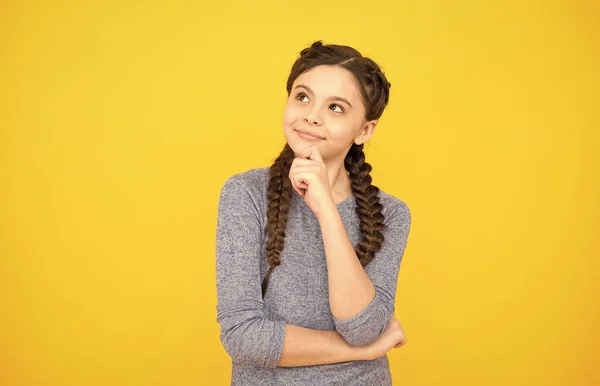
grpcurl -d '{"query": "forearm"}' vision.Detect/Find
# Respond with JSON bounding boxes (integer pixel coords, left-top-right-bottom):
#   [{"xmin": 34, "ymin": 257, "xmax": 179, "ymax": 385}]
[
  {"xmin": 317, "ymin": 207, "xmax": 376, "ymax": 320},
  {"xmin": 277, "ymin": 323, "xmax": 367, "ymax": 367}
]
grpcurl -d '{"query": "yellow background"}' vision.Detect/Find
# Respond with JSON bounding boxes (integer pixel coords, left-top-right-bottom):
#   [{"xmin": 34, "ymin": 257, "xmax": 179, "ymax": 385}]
[{"xmin": 1, "ymin": 0, "xmax": 598, "ymax": 385}]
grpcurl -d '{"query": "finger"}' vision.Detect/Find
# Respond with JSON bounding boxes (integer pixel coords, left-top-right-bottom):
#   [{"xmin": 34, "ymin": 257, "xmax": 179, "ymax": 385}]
[
  {"xmin": 306, "ymin": 145, "xmax": 323, "ymax": 162},
  {"xmin": 291, "ymin": 157, "xmax": 319, "ymax": 167},
  {"xmin": 292, "ymin": 171, "xmax": 313, "ymax": 187},
  {"xmin": 297, "ymin": 144, "xmax": 316, "ymax": 159},
  {"xmin": 289, "ymin": 163, "xmax": 320, "ymax": 177},
  {"xmin": 297, "ymin": 144, "xmax": 322, "ymax": 162},
  {"xmin": 291, "ymin": 171, "xmax": 313, "ymax": 193},
  {"xmin": 291, "ymin": 165, "xmax": 320, "ymax": 175},
  {"xmin": 288, "ymin": 166, "xmax": 315, "ymax": 196},
  {"xmin": 291, "ymin": 180, "xmax": 306, "ymax": 196},
  {"xmin": 394, "ymin": 340, "xmax": 406, "ymax": 348},
  {"xmin": 288, "ymin": 169, "xmax": 305, "ymax": 197},
  {"xmin": 289, "ymin": 165, "xmax": 319, "ymax": 185},
  {"xmin": 290, "ymin": 180, "xmax": 304, "ymax": 196},
  {"xmin": 293, "ymin": 174, "xmax": 309, "ymax": 188}
]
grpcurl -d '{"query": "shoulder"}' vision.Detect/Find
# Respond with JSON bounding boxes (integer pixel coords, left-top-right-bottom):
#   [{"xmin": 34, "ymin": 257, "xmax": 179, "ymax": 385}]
[
  {"xmin": 220, "ymin": 167, "xmax": 270, "ymax": 195},
  {"xmin": 377, "ymin": 188, "xmax": 412, "ymax": 229},
  {"xmin": 219, "ymin": 167, "xmax": 270, "ymax": 217}
]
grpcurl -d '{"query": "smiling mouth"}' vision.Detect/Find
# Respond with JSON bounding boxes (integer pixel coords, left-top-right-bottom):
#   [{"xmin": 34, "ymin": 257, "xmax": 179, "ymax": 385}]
[{"xmin": 295, "ymin": 129, "xmax": 325, "ymax": 140}]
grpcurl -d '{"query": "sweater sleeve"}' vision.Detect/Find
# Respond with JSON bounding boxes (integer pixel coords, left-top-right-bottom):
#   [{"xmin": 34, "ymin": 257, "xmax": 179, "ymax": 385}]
[
  {"xmin": 333, "ymin": 201, "xmax": 412, "ymax": 347},
  {"xmin": 215, "ymin": 174, "xmax": 286, "ymax": 369}
]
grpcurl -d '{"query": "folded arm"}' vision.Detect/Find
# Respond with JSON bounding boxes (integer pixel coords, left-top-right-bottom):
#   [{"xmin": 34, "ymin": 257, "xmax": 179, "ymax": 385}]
[
  {"xmin": 216, "ymin": 174, "xmax": 369, "ymax": 368},
  {"xmin": 318, "ymin": 201, "xmax": 411, "ymax": 346}
]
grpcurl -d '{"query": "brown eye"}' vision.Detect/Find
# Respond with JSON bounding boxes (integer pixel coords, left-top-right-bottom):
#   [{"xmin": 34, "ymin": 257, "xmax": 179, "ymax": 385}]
[
  {"xmin": 330, "ymin": 104, "xmax": 344, "ymax": 113},
  {"xmin": 296, "ymin": 93, "xmax": 308, "ymax": 102}
]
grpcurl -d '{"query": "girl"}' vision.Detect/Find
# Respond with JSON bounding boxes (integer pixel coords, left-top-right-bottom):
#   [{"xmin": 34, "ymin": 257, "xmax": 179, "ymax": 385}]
[{"xmin": 216, "ymin": 40, "xmax": 411, "ymax": 385}]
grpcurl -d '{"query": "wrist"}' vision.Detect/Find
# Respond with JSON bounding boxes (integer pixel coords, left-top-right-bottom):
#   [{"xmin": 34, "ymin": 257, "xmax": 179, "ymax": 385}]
[
  {"xmin": 316, "ymin": 203, "xmax": 339, "ymax": 224},
  {"xmin": 335, "ymin": 333, "xmax": 373, "ymax": 361},
  {"xmin": 349, "ymin": 345, "xmax": 373, "ymax": 361},
  {"xmin": 330, "ymin": 331, "xmax": 370, "ymax": 362}
]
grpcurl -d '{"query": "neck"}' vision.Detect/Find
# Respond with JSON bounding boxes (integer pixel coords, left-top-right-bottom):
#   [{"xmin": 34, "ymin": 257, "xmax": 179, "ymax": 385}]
[{"xmin": 324, "ymin": 156, "xmax": 353, "ymax": 205}]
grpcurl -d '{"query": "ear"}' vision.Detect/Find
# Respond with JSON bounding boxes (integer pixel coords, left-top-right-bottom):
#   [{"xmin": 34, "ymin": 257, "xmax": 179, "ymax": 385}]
[{"xmin": 354, "ymin": 119, "xmax": 378, "ymax": 145}]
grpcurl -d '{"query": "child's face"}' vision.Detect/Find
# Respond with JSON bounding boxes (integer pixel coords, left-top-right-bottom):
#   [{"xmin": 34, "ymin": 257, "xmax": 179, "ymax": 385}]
[{"xmin": 282, "ymin": 65, "xmax": 376, "ymax": 162}]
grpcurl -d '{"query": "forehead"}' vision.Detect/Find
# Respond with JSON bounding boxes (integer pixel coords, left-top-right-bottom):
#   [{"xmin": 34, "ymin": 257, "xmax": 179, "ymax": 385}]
[{"xmin": 293, "ymin": 65, "xmax": 362, "ymax": 103}]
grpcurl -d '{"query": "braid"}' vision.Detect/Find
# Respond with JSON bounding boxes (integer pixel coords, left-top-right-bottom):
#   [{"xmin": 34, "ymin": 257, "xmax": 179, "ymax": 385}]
[
  {"xmin": 344, "ymin": 143, "xmax": 386, "ymax": 266},
  {"xmin": 262, "ymin": 143, "xmax": 295, "ymax": 297},
  {"xmin": 262, "ymin": 142, "xmax": 385, "ymax": 295},
  {"xmin": 263, "ymin": 41, "xmax": 392, "ymax": 295}
]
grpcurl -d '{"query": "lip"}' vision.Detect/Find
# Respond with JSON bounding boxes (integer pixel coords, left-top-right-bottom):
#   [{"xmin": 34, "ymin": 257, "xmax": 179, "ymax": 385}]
[{"xmin": 295, "ymin": 129, "xmax": 325, "ymax": 140}]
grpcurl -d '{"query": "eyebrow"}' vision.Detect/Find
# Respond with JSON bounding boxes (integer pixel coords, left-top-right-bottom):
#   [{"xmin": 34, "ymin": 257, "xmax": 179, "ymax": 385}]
[{"xmin": 294, "ymin": 84, "xmax": 353, "ymax": 108}]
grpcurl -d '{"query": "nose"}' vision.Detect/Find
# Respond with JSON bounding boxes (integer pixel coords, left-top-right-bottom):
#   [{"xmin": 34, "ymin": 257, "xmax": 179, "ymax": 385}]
[{"xmin": 303, "ymin": 106, "xmax": 322, "ymax": 126}]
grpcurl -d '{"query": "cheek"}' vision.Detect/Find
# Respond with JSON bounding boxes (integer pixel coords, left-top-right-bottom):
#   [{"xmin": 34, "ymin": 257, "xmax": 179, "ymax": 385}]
[
  {"xmin": 327, "ymin": 122, "xmax": 353, "ymax": 140},
  {"xmin": 282, "ymin": 108, "xmax": 293, "ymax": 125},
  {"xmin": 282, "ymin": 105, "xmax": 296, "ymax": 125}
]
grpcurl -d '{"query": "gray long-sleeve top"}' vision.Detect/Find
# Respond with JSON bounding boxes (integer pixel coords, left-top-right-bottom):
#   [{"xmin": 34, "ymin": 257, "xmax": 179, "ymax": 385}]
[{"xmin": 215, "ymin": 167, "xmax": 411, "ymax": 385}]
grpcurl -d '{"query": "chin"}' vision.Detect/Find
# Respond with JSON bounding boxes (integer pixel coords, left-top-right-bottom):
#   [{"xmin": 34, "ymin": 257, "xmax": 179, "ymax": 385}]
[
  {"xmin": 284, "ymin": 127, "xmax": 325, "ymax": 157},
  {"xmin": 286, "ymin": 142, "xmax": 302, "ymax": 157}
]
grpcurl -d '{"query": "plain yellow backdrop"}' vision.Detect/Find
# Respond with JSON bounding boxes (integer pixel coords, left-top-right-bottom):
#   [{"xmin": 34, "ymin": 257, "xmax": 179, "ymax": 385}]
[{"xmin": 1, "ymin": 0, "xmax": 598, "ymax": 385}]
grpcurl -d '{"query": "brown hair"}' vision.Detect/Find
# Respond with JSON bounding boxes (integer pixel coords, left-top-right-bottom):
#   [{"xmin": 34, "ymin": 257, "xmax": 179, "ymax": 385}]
[{"xmin": 262, "ymin": 40, "xmax": 392, "ymax": 297}]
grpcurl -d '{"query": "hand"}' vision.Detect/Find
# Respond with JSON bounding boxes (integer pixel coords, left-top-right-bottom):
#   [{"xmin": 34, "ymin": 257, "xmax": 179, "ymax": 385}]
[
  {"xmin": 288, "ymin": 145, "xmax": 336, "ymax": 218},
  {"xmin": 364, "ymin": 315, "xmax": 407, "ymax": 360}
]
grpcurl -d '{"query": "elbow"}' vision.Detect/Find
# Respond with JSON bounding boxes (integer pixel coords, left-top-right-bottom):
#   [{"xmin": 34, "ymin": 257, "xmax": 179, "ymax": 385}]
[
  {"xmin": 334, "ymin": 296, "xmax": 394, "ymax": 347},
  {"xmin": 218, "ymin": 316, "xmax": 285, "ymax": 369},
  {"xmin": 220, "ymin": 332, "xmax": 258, "ymax": 365},
  {"xmin": 338, "ymin": 324, "xmax": 386, "ymax": 347},
  {"xmin": 340, "ymin": 333, "xmax": 376, "ymax": 347},
  {"xmin": 220, "ymin": 328, "xmax": 248, "ymax": 363}
]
